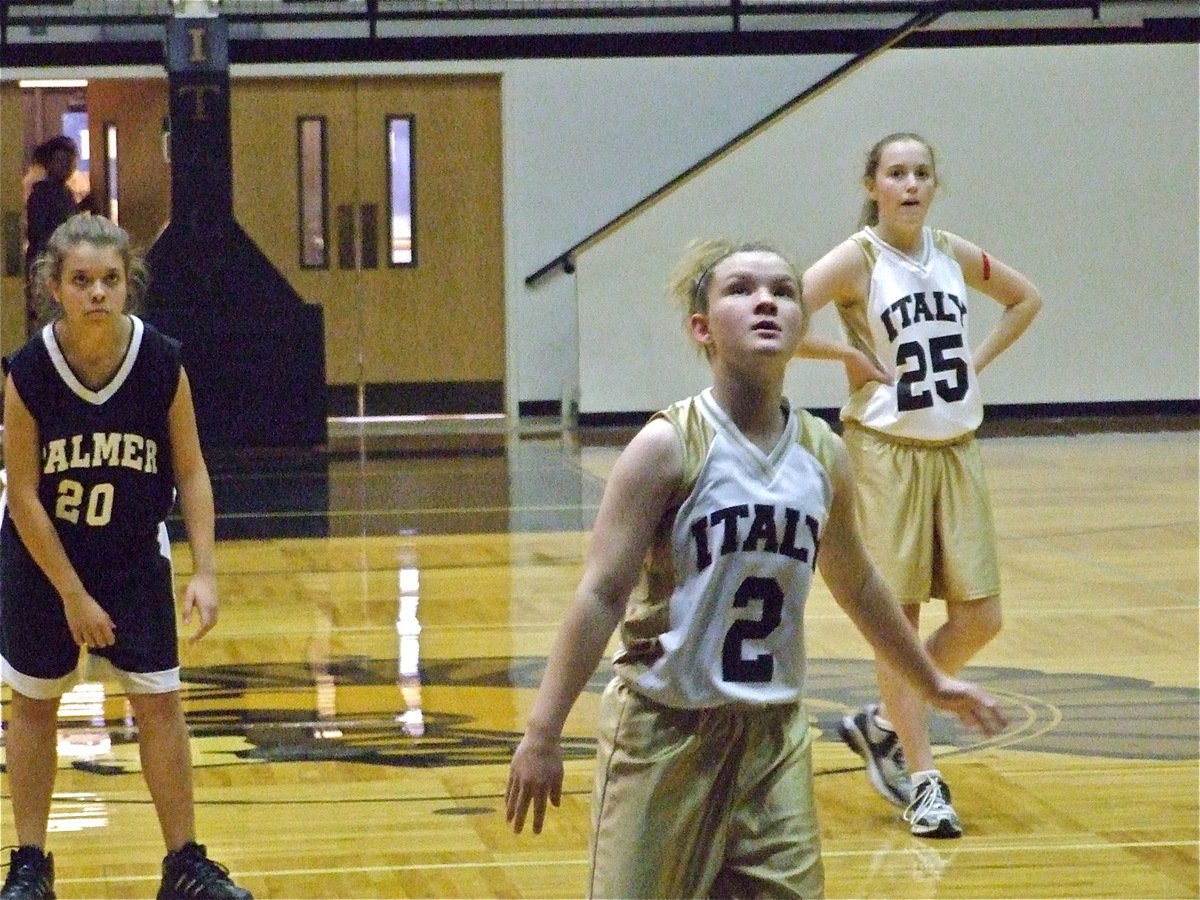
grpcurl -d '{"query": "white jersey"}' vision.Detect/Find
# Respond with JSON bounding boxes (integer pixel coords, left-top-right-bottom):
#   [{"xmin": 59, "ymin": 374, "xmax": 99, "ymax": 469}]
[
  {"xmin": 838, "ymin": 226, "xmax": 983, "ymax": 441},
  {"xmin": 612, "ymin": 388, "xmax": 839, "ymax": 708}
]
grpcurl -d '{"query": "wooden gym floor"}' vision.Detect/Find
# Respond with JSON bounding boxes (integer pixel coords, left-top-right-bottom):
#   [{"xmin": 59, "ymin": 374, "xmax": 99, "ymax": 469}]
[{"xmin": 1, "ymin": 413, "xmax": 1196, "ymax": 898}]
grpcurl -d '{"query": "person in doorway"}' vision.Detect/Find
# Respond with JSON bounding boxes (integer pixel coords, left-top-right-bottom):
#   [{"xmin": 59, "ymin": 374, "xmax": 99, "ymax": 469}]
[
  {"xmin": 797, "ymin": 132, "xmax": 1042, "ymax": 838},
  {"xmin": 505, "ymin": 238, "xmax": 1007, "ymax": 897},
  {"xmin": 20, "ymin": 145, "xmax": 49, "ymax": 207},
  {"xmin": 24, "ymin": 136, "xmax": 81, "ymax": 338},
  {"xmin": 0, "ymin": 214, "xmax": 253, "ymax": 900}
]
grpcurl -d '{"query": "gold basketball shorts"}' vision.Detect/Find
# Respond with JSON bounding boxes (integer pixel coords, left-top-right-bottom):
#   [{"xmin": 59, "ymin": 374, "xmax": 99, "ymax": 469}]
[
  {"xmin": 588, "ymin": 677, "xmax": 824, "ymax": 899},
  {"xmin": 842, "ymin": 423, "xmax": 1000, "ymax": 604}
]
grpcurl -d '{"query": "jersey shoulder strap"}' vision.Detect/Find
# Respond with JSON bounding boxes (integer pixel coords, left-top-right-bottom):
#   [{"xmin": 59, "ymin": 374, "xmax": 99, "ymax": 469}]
[
  {"xmin": 849, "ymin": 229, "xmax": 880, "ymax": 270},
  {"xmin": 652, "ymin": 395, "xmax": 716, "ymax": 510},
  {"xmin": 792, "ymin": 408, "xmax": 840, "ymax": 479}
]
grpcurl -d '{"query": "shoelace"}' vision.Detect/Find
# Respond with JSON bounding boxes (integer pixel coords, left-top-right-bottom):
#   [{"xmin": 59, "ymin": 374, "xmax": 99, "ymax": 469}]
[
  {"xmin": 166, "ymin": 849, "xmax": 234, "ymax": 896},
  {"xmin": 903, "ymin": 778, "xmax": 950, "ymax": 824}
]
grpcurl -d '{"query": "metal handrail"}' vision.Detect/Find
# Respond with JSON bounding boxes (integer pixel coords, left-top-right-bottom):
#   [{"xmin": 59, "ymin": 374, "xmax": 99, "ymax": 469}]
[{"xmin": 524, "ymin": 3, "xmax": 947, "ymax": 285}]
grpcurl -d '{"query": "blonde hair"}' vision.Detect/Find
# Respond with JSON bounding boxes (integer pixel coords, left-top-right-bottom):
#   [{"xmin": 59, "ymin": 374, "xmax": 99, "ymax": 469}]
[
  {"xmin": 858, "ymin": 132, "xmax": 938, "ymax": 228},
  {"xmin": 667, "ymin": 239, "xmax": 806, "ymax": 357},
  {"xmin": 30, "ymin": 214, "xmax": 147, "ymax": 325}
]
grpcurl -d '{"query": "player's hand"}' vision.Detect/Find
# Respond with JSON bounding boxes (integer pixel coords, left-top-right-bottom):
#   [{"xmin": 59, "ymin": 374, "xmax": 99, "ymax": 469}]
[
  {"xmin": 505, "ymin": 729, "xmax": 564, "ymax": 834},
  {"xmin": 181, "ymin": 572, "xmax": 219, "ymax": 642},
  {"xmin": 844, "ymin": 348, "xmax": 892, "ymax": 391},
  {"xmin": 930, "ymin": 676, "xmax": 1008, "ymax": 736},
  {"xmin": 62, "ymin": 591, "xmax": 116, "ymax": 648}
]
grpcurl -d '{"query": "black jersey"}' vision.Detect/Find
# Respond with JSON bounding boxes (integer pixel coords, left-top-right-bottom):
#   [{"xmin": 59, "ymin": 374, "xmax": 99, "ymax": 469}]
[{"xmin": 1, "ymin": 316, "xmax": 181, "ymax": 579}]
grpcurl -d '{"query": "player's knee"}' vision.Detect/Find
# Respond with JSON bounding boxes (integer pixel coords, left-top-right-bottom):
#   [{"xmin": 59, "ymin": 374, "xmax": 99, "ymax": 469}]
[
  {"xmin": 946, "ymin": 597, "xmax": 1001, "ymax": 651},
  {"xmin": 11, "ymin": 690, "xmax": 62, "ymax": 724},
  {"xmin": 127, "ymin": 689, "xmax": 183, "ymax": 725},
  {"xmin": 965, "ymin": 599, "xmax": 1002, "ymax": 647}
]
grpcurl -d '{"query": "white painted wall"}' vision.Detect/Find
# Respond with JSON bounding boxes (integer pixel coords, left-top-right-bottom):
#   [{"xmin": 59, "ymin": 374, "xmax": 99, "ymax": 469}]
[
  {"xmin": 502, "ymin": 54, "xmax": 851, "ymax": 413},
  {"xmin": 576, "ymin": 42, "xmax": 1199, "ymax": 414}
]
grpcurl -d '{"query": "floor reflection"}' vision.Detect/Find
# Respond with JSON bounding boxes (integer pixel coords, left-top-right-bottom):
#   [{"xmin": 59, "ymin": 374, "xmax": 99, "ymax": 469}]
[
  {"xmin": 395, "ymin": 556, "xmax": 425, "ymax": 737},
  {"xmin": 56, "ymin": 682, "xmax": 121, "ymax": 761},
  {"xmin": 865, "ymin": 830, "xmax": 959, "ymax": 894},
  {"xmin": 177, "ymin": 418, "xmax": 619, "ymax": 541},
  {"xmin": 47, "ymin": 792, "xmax": 110, "ymax": 835},
  {"xmin": 300, "ymin": 541, "xmax": 428, "ymax": 740}
]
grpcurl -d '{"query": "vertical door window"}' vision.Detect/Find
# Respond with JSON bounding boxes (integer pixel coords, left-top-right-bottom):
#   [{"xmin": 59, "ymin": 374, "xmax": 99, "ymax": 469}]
[
  {"xmin": 387, "ymin": 116, "xmax": 415, "ymax": 266},
  {"xmin": 61, "ymin": 107, "xmax": 91, "ymax": 213},
  {"xmin": 298, "ymin": 116, "xmax": 328, "ymax": 269},
  {"xmin": 61, "ymin": 107, "xmax": 89, "ymax": 180},
  {"xmin": 103, "ymin": 122, "xmax": 118, "ymax": 223}
]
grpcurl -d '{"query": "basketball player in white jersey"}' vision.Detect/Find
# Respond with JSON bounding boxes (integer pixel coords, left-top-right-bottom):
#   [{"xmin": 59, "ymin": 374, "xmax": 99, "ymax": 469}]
[
  {"xmin": 798, "ymin": 133, "xmax": 1042, "ymax": 838},
  {"xmin": 505, "ymin": 239, "xmax": 1007, "ymax": 898}
]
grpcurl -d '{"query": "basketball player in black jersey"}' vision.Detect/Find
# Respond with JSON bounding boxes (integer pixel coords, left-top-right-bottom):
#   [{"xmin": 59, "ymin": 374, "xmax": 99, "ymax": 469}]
[{"xmin": 0, "ymin": 215, "xmax": 252, "ymax": 900}]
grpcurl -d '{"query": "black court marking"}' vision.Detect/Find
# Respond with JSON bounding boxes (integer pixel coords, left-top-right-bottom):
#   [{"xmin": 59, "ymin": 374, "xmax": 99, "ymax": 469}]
[{"xmin": 3, "ymin": 657, "xmax": 1193, "ymax": 778}]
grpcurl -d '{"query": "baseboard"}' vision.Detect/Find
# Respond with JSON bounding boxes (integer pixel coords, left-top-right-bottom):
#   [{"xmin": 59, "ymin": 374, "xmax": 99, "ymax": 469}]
[
  {"xmin": 572, "ymin": 399, "xmax": 1199, "ymax": 432},
  {"xmin": 328, "ymin": 381, "xmax": 503, "ymax": 417},
  {"xmin": 518, "ymin": 399, "xmax": 561, "ymax": 417}
]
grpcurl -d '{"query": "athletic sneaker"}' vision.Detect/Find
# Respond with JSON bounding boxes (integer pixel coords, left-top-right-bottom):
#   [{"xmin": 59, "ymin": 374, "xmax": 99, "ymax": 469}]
[
  {"xmin": 838, "ymin": 703, "xmax": 911, "ymax": 807},
  {"xmin": 0, "ymin": 846, "xmax": 55, "ymax": 900},
  {"xmin": 904, "ymin": 773, "xmax": 963, "ymax": 839},
  {"xmin": 157, "ymin": 843, "xmax": 253, "ymax": 900}
]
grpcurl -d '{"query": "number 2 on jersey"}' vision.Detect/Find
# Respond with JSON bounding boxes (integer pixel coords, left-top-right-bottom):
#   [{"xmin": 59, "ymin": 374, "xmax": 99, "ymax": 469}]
[{"xmin": 721, "ymin": 575, "xmax": 783, "ymax": 683}]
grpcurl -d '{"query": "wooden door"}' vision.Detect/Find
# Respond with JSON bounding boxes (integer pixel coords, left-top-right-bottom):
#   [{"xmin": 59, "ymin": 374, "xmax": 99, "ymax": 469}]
[
  {"xmin": 84, "ymin": 79, "xmax": 171, "ymax": 254},
  {"xmin": 231, "ymin": 76, "xmax": 505, "ymax": 416},
  {"xmin": 1, "ymin": 82, "xmax": 29, "ymax": 356}
]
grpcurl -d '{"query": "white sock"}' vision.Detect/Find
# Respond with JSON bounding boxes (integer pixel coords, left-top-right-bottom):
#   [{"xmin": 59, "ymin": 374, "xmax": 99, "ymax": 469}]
[{"xmin": 910, "ymin": 769, "xmax": 941, "ymax": 787}]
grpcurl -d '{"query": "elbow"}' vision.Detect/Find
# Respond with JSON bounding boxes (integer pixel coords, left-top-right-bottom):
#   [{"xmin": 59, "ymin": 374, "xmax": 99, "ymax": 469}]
[
  {"xmin": 6, "ymin": 496, "xmax": 42, "ymax": 539},
  {"xmin": 1023, "ymin": 290, "xmax": 1044, "ymax": 321},
  {"xmin": 817, "ymin": 563, "xmax": 864, "ymax": 615},
  {"xmin": 580, "ymin": 575, "xmax": 634, "ymax": 620},
  {"xmin": 591, "ymin": 585, "xmax": 631, "ymax": 618}
]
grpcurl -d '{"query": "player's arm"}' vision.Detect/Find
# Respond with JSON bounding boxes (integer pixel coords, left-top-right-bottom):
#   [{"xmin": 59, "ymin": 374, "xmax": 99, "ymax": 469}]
[
  {"xmin": 2, "ymin": 374, "xmax": 115, "ymax": 647},
  {"xmin": 795, "ymin": 240, "xmax": 890, "ymax": 386},
  {"xmin": 168, "ymin": 367, "xmax": 219, "ymax": 641},
  {"xmin": 506, "ymin": 417, "xmax": 683, "ymax": 834},
  {"xmin": 816, "ymin": 436, "xmax": 1007, "ymax": 735},
  {"xmin": 946, "ymin": 232, "xmax": 1042, "ymax": 374}
]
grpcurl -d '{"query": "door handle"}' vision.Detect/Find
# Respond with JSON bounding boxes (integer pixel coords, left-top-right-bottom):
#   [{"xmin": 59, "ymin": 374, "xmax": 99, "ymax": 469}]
[
  {"xmin": 337, "ymin": 203, "xmax": 379, "ymax": 270},
  {"xmin": 359, "ymin": 203, "xmax": 378, "ymax": 270},
  {"xmin": 336, "ymin": 203, "xmax": 355, "ymax": 270}
]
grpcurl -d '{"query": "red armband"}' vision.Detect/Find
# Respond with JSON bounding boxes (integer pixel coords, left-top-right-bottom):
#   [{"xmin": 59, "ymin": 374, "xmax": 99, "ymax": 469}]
[{"xmin": 981, "ymin": 251, "xmax": 991, "ymax": 281}]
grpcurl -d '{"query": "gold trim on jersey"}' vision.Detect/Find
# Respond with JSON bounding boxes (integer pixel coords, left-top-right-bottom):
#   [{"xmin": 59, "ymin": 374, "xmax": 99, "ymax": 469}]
[
  {"xmin": 613, "ymin": 394, "xmax": 841, "ymax": 675},
  {"xmin": 838, "ymin": 234, "xmax": 888, "ymax": 376}
]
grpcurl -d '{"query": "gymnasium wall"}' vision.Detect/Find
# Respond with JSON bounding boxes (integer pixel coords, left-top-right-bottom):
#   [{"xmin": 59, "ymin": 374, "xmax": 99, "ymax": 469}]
[
  {"xmin": 5, "ymin": 41, "xmax": 1196, "ymax": 416},
  {"xmin": 574, "ymin": 42, "xmax": 1199, "ymax": 415}
]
